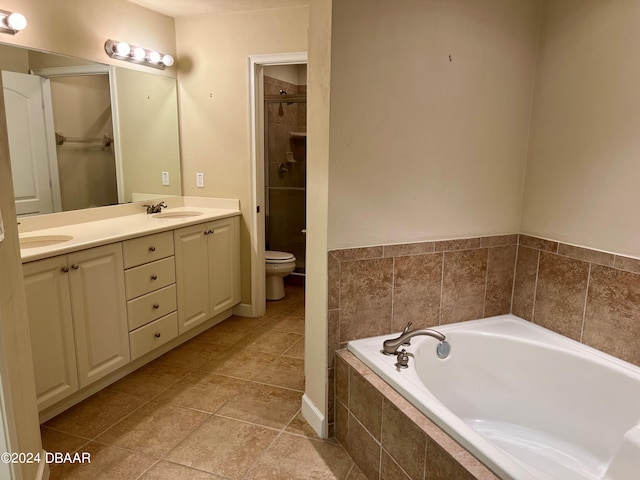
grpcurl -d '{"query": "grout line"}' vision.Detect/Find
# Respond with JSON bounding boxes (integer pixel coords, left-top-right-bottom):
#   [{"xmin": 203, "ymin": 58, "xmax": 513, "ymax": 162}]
[
  {"xmin": 531, "ymin": 249, "xmax": 541, "ymax": 323},
  {"xmin": 509, "ymin": 243, "xmax": 520, "ymax": 314},
  {"xmin": 580, "ymin": 263, "xmax": 592, "ymax": 343},
  {"xmin": 391, "ymin": 256, "xmax": 395, "ymax": 330},
  {"xmin": 482, "ymin": 248, "xmax": 490, "ymax": 318},
  {"xmin": 438, "ymin": 252, "xmax": 445, "ymax": 325}
]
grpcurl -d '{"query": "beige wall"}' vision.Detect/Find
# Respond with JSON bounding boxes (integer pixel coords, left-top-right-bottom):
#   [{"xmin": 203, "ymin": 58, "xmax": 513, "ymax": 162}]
[
  {"xmin": 521, "ymin": 0, "xmax": 640, "ymax": 258},
  {"xmin": 0, "ymin": 0, "xmax": 176, "ymax": 77},
  {"xmin": 175, "ymin": 6, "xmax": 309, "ymax": 304},
  {"xmin": 327, "ymin": 0, "xmax": 541, "ymax": 249}
]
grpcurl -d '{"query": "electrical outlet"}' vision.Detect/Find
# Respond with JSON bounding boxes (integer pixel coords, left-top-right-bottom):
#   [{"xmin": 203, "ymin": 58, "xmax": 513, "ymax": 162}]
[
  {"xmin": 196, "ymin": 173, "xmax": 204, "ymax": 188},
  {"xmin": 161, "ymin": 171, "xmax": 170, "ymax": 186}
]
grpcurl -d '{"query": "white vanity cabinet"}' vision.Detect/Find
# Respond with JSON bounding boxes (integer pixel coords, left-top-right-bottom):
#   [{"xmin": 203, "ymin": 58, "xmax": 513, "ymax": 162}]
[
  {"xmin": 122, "ymin": 231, "xmax": 178, "ymax": 360},
  {"xmin": 23, "ymin": 243, "xmax": 129, "ymax": 409},
  {"xmin": 174, "ymin": 216, "xmax": 240, "ymax": 334}
]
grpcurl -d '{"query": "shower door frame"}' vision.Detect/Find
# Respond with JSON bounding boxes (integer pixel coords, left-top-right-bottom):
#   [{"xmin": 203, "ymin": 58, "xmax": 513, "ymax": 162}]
[{"xmin": 248, "ymin": 52, "xmax": 308, "ymax": 318}]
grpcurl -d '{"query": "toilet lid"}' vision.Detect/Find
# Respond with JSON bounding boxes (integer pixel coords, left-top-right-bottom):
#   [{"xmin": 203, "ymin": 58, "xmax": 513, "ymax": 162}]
[{"xmin": 266, "ymin": 250, "xmax": 295, "ymax": 262}]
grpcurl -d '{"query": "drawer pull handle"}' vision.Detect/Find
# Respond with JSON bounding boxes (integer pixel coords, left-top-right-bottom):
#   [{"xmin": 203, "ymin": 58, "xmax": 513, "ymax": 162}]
[
  {"xmin": 149, "ymin": 246, "xmax": 156, "ymax": 252},
  {"xmin": 154, "ymin": 333, "xmax": 161, "ymax": 338},
  {"xmin": 153, "ymin": 303, "xmax": 160, "ymax": 309},
  {"xmin": 61, "ymin": 266, "xmax": 69, "ymax": 273},
  {"xmin": 71, "ymin": 264, "xmax": 79, "ymax": 270},
  {"xmin": 151, "ymin": 274, "xmax": 158, "ymax": 280}
]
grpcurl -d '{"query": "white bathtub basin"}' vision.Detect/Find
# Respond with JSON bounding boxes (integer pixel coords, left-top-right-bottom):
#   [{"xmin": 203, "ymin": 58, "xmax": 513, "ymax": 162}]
[{"xmin": 348, "ymin": 315, "xmax": 640, "ymax": 480}]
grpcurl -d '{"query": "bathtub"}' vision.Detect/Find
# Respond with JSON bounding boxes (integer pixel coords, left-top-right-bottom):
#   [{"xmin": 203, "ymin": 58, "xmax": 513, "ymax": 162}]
[{"xmin": 347, "ymin": 315, "xmax": 640, "ymax": 480}]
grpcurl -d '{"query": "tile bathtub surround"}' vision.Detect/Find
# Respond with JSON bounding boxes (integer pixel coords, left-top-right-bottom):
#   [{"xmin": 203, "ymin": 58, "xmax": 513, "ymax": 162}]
[
  {"xmin": 513, "ymin": 234, "xmax": 640, "ymax": 366},
  {"xmin": 328, "ymin": 234, "xmax": 519, "ymax": 356},
  {"xmin": 335, "ymin": 350, "xmax": 499, "ymax": 480},
  {"xmin": 41, "ymin": 284, "xmax": 365, "ymax": 480}
]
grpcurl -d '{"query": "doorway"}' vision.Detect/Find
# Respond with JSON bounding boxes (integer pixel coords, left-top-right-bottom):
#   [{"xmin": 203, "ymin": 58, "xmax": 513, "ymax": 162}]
[
  {"xmin": 248, "ymin": 52, "xmax": 308, "ymax": 317},
  {"xmin": 263, "ymin": 66, "xmax": 307, "ymax": 276}
]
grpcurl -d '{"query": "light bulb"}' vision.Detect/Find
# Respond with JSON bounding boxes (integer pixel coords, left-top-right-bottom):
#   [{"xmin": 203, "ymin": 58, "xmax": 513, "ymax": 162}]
[
  {"xmin": 115, "ymin": 42, "xmax": 131, "ymax": 56},
  {"xmin": 148, "ymin": 51, "xmax": 161, "ymax": 63},
  {"xmin": 6, "ymin": 12, "xmax": 27, "ymax": 31},
  {"xmin": 133, "ymin": 47, "xmax": 146, "ymax": 61},
  {"xmin": 162, "ymin": 54, "xmax": 174, "ymax": 67}
]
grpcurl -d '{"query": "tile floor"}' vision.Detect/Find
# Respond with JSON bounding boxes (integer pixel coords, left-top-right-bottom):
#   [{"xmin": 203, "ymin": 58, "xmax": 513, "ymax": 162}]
[{"xmin": 42, "ymin": 284, "xmax": 364, "ymax": 480}]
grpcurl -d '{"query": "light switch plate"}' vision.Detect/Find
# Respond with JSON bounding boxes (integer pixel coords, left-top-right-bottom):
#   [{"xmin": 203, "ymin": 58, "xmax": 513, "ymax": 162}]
[
  {"xmin": 162, "ymin": 171, "xmax": 170, "ymax": 186},
  {"xmin": 196, "ymin": 173, "xmax": 204, "ymax": 188}
]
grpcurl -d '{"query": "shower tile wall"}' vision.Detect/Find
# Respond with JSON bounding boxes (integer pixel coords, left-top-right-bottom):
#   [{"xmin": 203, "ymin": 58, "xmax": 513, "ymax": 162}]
[{"xmin": 265, "ymin": 76, "xmax": 306, "ymax": 272}]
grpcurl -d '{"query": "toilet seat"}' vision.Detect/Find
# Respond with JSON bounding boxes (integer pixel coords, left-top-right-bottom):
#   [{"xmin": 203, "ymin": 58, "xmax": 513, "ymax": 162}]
[{"xmin": 266, "ymin": 250, "xmax": 295, "ymax": 263}]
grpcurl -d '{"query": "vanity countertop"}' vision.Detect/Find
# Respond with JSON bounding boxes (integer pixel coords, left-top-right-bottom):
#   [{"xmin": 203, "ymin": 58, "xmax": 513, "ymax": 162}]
[{"xmin": 20, "ymin": 205, "xmax": 240, "ymax": 263}]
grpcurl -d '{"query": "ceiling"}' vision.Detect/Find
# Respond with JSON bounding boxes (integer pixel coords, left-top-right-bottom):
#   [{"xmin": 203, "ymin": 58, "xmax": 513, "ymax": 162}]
[{"xmin": 126, "ymin": 0, "xmax": 308, "ymax": 18}]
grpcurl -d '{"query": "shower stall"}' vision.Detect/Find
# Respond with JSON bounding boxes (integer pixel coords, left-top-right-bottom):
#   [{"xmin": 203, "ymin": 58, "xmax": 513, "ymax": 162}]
[{"xmin": 264, "ymin": 73, "xmax": 307, "ymax": 274}]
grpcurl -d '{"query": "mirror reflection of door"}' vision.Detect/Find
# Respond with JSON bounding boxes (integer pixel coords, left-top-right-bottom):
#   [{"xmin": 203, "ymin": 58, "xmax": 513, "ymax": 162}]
[
  {"xmin": 2, "ymin": 71, "xmax": 57, "ymax": 216},
  {"xmin": 49, "ymin": 74, "xmax": 117, "ymax": 211}
]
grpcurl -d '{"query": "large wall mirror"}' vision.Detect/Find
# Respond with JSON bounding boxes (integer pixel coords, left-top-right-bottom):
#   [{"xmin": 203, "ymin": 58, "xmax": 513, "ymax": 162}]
[{"xmin": 0, "ymin": 43, "xmax": 181, "ymax": 216}]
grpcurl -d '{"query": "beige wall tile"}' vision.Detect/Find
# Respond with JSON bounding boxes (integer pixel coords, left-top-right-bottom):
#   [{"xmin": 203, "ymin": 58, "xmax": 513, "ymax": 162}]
[
  {"xmin": 511, "ymin": 246, "xmax": 539, "ymax": 320},
  {"xmin": 533, "ymin": 252, "xmax": 589, "ymax": 340},
  {"xmin": 336, "ymin": 355, "xmax": 349, "ymax": 406},
  {"xmin": 381, "ymin": 451, "xmax": 413, "ymax": 480},
  {"xmin": 332, "ymin": 247, "xmax": 384, "ymax": 262},
  {"xmin": 441, "ymin": 249, "xmax": 488, "ymax": 324},
  {"xmin": 557, "ymin": 243, "xmax": 615, "ymax": 267},
  {"xmin": 343, "ymin": 413, "xmax": 381, "ymax": 480},
  {"xmin": 349, "ymin": 370, "xmax": 383, "ymax": 440},
  {"xmin": 339, "ymin": 258, "xmax": 393, "ymax": 342},
  {"xmin": 392, "ymin": 253, "xmax": 442, "ymax": 330},
  {"xmin": 614, "ymin": 255, "xmax": 640, "ymax": 275},
  {"xmin": 480, "ymin": 234, "xmax": 518, "ymax": 248},
  {"xmin": 435, "ymin": 238, "xmax": 481, "ymax": 252},
  {"xmin": 518, "ymin": 234, "xmax": 558, "ymax": 252},
  {"xmin": 484, "ymin": 245, "xmax": 517, "ymax": 317},
  {"xmin": 383, "ymin": 242, "xmax": 435, "ymax": 257},
  {"xmin": 328, "ymin": 310, "xmax": 340, "ymax": 368},
  {"xmin": 425, "ymin": 439, "xmax": 475, "ymax": 480},
  {"xmin": 381, "ymin": 400, "xmax": 426, "ymax": 480},
  {"xmin": 336, "ymin": 399, "xmax": 348, "ymax": 446},
  {"xmin": 328, "ymin": 252, "xmax": 340, "ymax": 309},
  {"xmin": 584, "ymin": 265, "xmax": 640, "ymax": 366}
]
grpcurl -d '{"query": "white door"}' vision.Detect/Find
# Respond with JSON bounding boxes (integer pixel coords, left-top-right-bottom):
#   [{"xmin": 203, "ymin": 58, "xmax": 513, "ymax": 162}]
[{"xmin": 2, "ymin": 71, "xmax": 55, "ymax": 215}]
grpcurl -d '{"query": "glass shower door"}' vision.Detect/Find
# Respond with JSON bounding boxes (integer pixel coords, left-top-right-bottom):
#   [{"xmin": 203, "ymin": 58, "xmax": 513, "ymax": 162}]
[{"xmin": 265, "ymin": 97, "xmax": 306, "ymax": 274}]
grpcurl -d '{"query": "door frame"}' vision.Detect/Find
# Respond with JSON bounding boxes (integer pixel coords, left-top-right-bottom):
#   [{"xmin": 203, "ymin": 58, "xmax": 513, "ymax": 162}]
[
  {"xmin": 31, "ymin": 65, "xmax": 124, "ymax": 204},
  {"xmin": 248, "ymin": 52, "xmax": 307, "ymax": 317}
]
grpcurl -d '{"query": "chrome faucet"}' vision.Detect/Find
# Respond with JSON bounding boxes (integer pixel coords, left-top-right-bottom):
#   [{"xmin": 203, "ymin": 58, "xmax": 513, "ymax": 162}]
[
  {"xmin": 143, "ymin": 202, "xmax": 167, "ymax": 214},
  {"xmin": 382, "ymin": 322, "xmax": 450, "ymax": 359}
]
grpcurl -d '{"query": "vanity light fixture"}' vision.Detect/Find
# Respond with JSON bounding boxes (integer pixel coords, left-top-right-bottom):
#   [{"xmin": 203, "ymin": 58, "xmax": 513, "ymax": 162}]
[
  {"xmin": 0, "ymin": 10, "xmax": 27, "ymax": 34},
  {"xmin": 104, "ymin": 39, "xmax": 174, "ymax": 70}
]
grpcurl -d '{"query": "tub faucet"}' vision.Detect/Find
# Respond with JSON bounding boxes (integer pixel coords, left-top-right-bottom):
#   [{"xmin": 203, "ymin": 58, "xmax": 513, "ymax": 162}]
[
  {"xmin": 382, "ymin": 323, "xmax": 448, "ymax": 356},
  {"xmin": 143, "ymin": 202, "xmax": 167, "ymax": 214}
]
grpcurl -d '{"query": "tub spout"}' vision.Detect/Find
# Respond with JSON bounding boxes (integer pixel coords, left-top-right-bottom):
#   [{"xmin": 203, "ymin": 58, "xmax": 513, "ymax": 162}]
[{"xmin": 382, "ymin": 328, "xmax": 446, "ymax": 355}]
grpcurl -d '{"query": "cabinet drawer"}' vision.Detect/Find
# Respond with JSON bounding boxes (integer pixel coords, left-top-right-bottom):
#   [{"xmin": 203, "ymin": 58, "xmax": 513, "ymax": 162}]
[
  {"xmin": 123, "ymin": 231, "xmax": 174, "ymax": 269},
  {"xmin": 127, "ymin": 284, "xmax": 177, "ymax": 331},
  {"xmin": 129, "ymin": 312, "xmax": 178, "ymax": 360},
  {"xmin": 125, "ymin": 257, "xmax": 175, "ymax": 299}
]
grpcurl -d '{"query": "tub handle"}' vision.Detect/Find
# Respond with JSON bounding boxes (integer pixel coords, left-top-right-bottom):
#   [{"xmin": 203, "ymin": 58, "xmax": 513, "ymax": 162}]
[{"xmin": 395, "ymin": 349, "xmax": 410, "ymax": 369}]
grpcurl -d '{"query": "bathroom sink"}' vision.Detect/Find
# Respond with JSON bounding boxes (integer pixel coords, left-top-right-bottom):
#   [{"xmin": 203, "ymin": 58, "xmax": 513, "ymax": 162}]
[
  {"xmin": 19, "ymin": 235, "xmax": 74, "ymax": 249},
  {"xmin": 152, "ymin": 211, "xmax": 204, "ymax": 219}
]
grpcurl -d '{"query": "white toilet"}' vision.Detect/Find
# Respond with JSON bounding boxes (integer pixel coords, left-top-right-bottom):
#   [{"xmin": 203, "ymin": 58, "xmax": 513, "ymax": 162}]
[{"xmin": 265, "ymin": 250, "xmax": 297, "ymax": 300}]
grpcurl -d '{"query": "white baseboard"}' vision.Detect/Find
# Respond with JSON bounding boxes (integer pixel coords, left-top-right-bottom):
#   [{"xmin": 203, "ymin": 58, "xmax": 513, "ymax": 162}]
[
  {"xmin": 301, "ymin": 394, "xmax": 326, "ymax": 438},
  {"xmin": 36, "ymin": 450, "xmax": 49, "ymax": 480},
  {"xmin": 232, "ymin": 303, "xmax": 256, "ymax": 317}
]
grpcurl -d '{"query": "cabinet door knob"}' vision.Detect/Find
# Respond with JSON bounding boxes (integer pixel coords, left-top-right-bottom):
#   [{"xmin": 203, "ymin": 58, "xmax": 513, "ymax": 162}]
[
  {"xmin": 61, "ymin": 266, "xmax": 69, "ymax": 273},
  {"xmin": 154, "ymin": 333, "xmax": 161, "ymax": 338},
  {"xmin": 153, "ymin": 303, "xmax": 160, "ymax": 309},
  {"xmin": 71, "ymin": 264, "xmax": 79, "ymax": 270},
  {"xmin": 149, "ymin": 246, "xmax": 156, "ymax": 252},
  {"xmin": 151, "ymin": 274, "xmax": 158, "ymax": 280}
]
